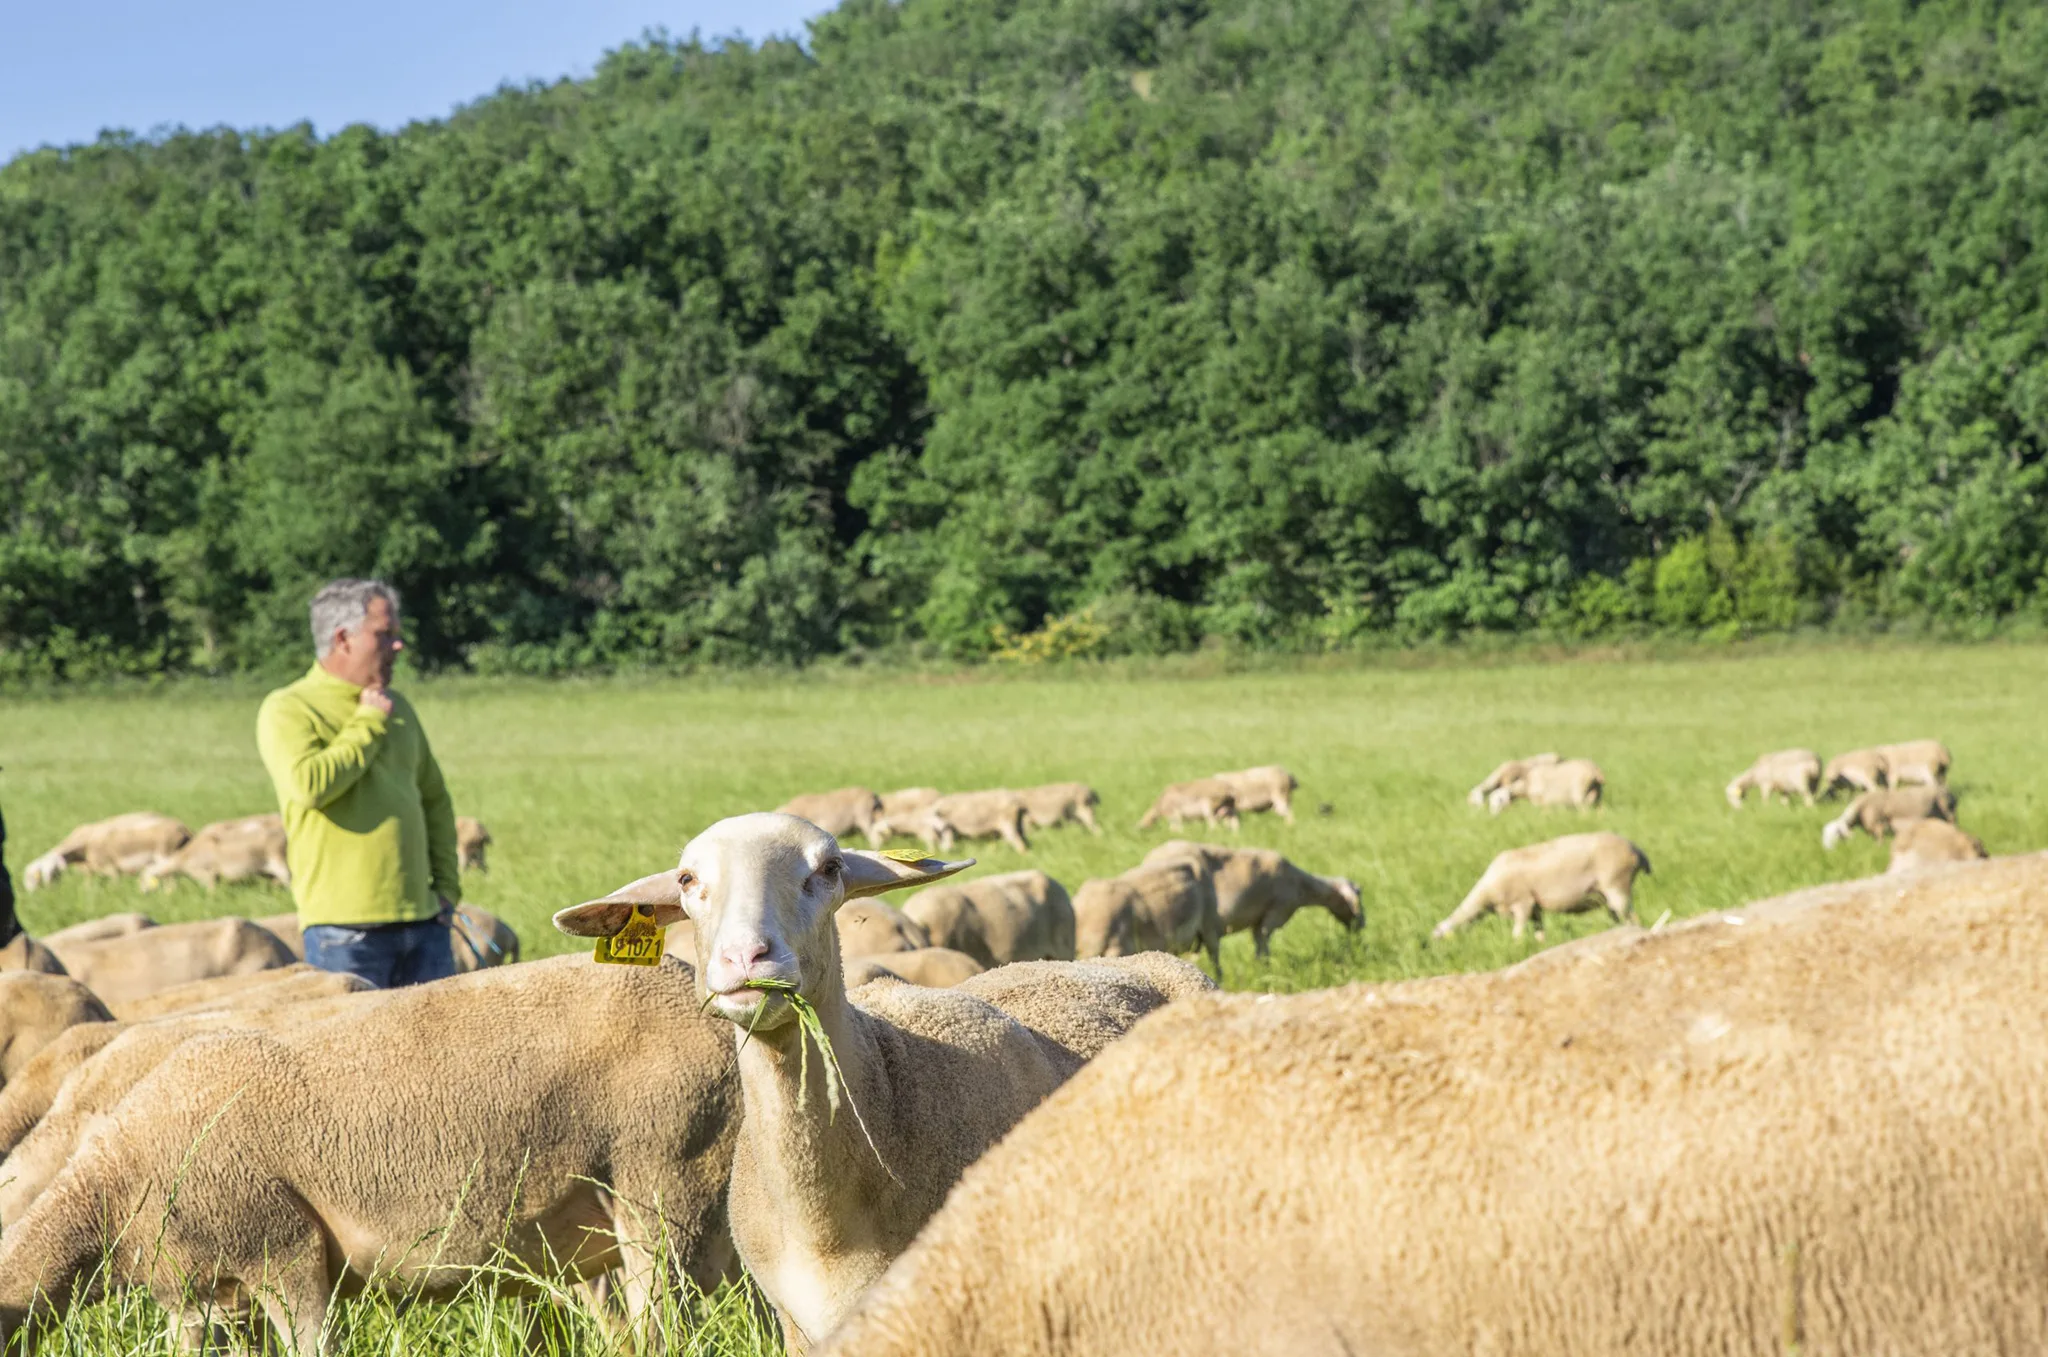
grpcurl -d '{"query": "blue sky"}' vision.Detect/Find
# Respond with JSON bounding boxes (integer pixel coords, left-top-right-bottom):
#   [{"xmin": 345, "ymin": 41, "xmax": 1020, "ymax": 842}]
[{"xmin": 0, "ymin": 0, "xmax": 835, "ymax": 162}]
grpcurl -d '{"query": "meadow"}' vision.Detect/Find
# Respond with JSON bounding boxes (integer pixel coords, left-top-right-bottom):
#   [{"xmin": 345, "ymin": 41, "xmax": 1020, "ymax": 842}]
[{"xmin": 3, "ymin": 641, "xmax": 2045, "ymax": 1351}]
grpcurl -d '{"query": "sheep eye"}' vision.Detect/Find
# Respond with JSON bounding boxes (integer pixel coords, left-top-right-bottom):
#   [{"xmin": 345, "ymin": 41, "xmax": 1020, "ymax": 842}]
[
  {"xmin": 816, "ymin": 859, "xmax": 843, "ymax": 883},
  {"xmin": 676, "ymin": 871, "xmax": 697, "ymax": 893}
]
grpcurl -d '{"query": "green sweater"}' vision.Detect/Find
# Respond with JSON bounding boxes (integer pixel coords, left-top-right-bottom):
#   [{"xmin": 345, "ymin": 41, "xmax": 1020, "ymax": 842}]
[{"xmin": 256, "ymin": 664, "xmax": 461, "ymax": 926}]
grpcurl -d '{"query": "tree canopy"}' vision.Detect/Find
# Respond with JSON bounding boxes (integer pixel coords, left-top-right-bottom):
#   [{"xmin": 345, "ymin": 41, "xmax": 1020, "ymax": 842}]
[{"xmin": 4, "ymin": 0, "xmax": 2045, "ymax": 676}]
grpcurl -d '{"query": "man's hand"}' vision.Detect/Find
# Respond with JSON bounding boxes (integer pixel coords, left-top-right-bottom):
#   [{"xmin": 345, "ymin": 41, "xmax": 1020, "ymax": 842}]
[
  {"xmin": 359, "ymin": 685, "xmax": 394, "ymax": 717},
  {"xmin": 436, "ymin": 892, "xmax": 457, "ymax": 926}
]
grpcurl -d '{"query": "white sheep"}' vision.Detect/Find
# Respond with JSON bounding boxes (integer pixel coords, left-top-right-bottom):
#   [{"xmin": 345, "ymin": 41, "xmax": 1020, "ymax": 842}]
[
  {"xmin": 813, "ymin": 853, "xmax": 2048, "ymax": 1357},
  {"xmin": 20, "ymin": 812, "xmax": 191, "ymax": 891},
  {"xmin": 1821, "ymin": 785, "xmax": 1956, "ymax": 849},
  {"xmin": 1015, "ymin": 783, "xmax": 1102, "ymax": 835},
  {"xmin": 552, "ymin": 814, "xmax": 1213, "ymax": 1351},
  {"xmin": 1887, "ymin": 818, "xmax": 1987, "ymax": 874},
  {"xmin": 1073, "ymin": 853, "xmax": 1223, "ymax": 975},
  {"xmin": 1139, "ymin": 842, "xmax": 1361, "ymax": 959},
  {"xmin": 1874, "ymin": 738, "xmax": 1951, "ymax": 788},
  {"xmin": 1209, "ymin": 766, "xmax": 1299, "ymax": 822},
  {"xmin": 1725, "ymin": 748, "xmax": 1823, "ymax": 808},
  {"xmin": 1135, "ymin": 778, "xmax": 1240, "ymax": 832},
  {"xmin": 778, "ymin": 787, "xmax": 887, "ymax": 847},
  {"xmin": 1486, "ymin": 757, "xmax": 1604, "ymax": 814},
  {"xmin": 0, "ymin": 952, "xmax": 742, "ymax": 1353},
  {"xmin": 900, "ymin": 870, "xmax": 1075, "ymax": 968},
  {"xmin": 1432, "ymin": 831, "xmax": 1650, "ymax": 941},
  {"xmin": 1467, "ymin": 753, "xmax": 1558, "ymax": 807},
  {"xmin": 920, "ymin": 790, "xmax": 1032, "ymax": 855}
]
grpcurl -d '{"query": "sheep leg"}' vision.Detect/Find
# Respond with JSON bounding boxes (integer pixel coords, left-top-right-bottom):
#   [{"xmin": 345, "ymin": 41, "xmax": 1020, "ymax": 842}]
[
  {"xmin": 1002, "ymin": 817, "xmax": 1030, "ymax": 855},
  {"xmin": 1602, "ymin": 886, "xmax": 1636, "ymax": 926},
  {"xmin": 1075, "ymin": 803, "xmax": 1102, "ymax": 836},
  {"xmin": 1274, "ymin": 795, "xmax": 1295, "ymax": 824}
]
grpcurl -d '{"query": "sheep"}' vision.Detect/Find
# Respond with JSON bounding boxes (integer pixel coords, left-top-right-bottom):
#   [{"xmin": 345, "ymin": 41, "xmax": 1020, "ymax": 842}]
[
  {"xmin": 0, "ymin": 934, "xmax": 65, "ymax": 976},
  {"xmin": 1487, "ymin": 758, "xmax": 1604, "ymax": 814},
  {"xmin": 836, "ymin": 899, "xmax": 931, "ymax": 957},
  {"xmin": 1210, "ymin": 766, "xmax": 1299, "ymax": 823},
  {"xmin": 1467, "ymin": 753, "xmax": 1558, "ymax": 807},
  {"xmin": 1073, "ymin": 854, "xmax": 1223, "ymax": 975},
  {"xmin": 1725, "ymin": 748, "xmax": 1823, "ymax": 808},
  {"xmin": 39, "ymin": 913, "xmax": 156, "ymax": 947},
  {"xmin": 1136, "ymin": 778, "xmax": 1240, "ymax": 833},
  {"xmin": 20, "ymin": 812, "xmax": 191, "ymax": 891},
  {"xmin": 1140, "ymin": 842, "xmax": 1361, "ymax": 959},
  {"xmin": 1887, "ymin": 818, "xmax": 1987, "ymax": 874},
  {"xmin": 0, "ymin": 1024, "xmax": 120, "ymax": 1158},
  {"xmin": 106, "ymin": 963, "xmax": 372, "ymax": 1022},
  {"xmin": 0, "ymin": 974, "xmax": 111, "ymax": 1085},
  {"xmin": 552, "ymin": 814, "xmax": 1214, "ymax": 1351},
  {"xmin": 871, "ymin": 788, "xmax": 942, "ymax": 841},
  {"xmin": 1823, "ymin": 746, "xmax": 1890, "ymax": 796},
  {"xmin": 1821, "ymin": 785, "xmax": 1956, "ymax": 849},
  {"xmin": 1875, "ymin": 738, "xmax": 1952, "ymax": 788},
  {"xmin": 843, "ymin": 948, "xmax": 987, "ymax": 989},
  {"xmin": 455, "ymin": 815, "xmax": 492, "ymax": 872},
  {"xmin": 922, "ymin": 789, "xmax": 1032, "ymax": 855},
  {"xmin": 900, "ymin": 870, "xmax": 1076, "ymax": 968},
  {"xmin": 137, "ymin": 813, "xmax": 290, "ymax": 892},
  {"xmin": 779, "ymin": 787, "xmax": 887, "ymax": 847},
  {"xmin": 1431, "ymin": 831, "xmax": 1650, "ymax": 941},
  {"xmin": 0, "ymin": 951, "xmax": 742, "ymax": 1354},
  {"xmin": 1015, "ymin": 783, "xmax": 1102, "ymax": 836},
  {"xmin": 813, "ymin": 853, "xmax": 2048, "ymax": 1357},
  {"xmin": 42, "ymin": 917, "xmax": 297, "ymax": 1006}
]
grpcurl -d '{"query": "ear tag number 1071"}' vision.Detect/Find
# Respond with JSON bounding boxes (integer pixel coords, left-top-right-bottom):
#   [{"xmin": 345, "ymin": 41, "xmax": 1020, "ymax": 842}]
[{"xmin": 594, "ymin": 905, "xmax": 668, "ymax": 966}]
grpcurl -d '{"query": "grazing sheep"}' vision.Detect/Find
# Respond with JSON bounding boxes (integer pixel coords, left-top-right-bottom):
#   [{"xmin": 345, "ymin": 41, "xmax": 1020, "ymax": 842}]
[
  {"xmin": 815, "ymin": 853, "xmax": 2048, "ymax": 1357},
  {"xmin": 1875, "ymin": 738, "xmax": 1952, "ymax": 788},
  {"xmin": 1015, "ymin": 783, "xmax": 1102, "ymax": 836},
  {"xmin": 106, "ymin": 963, "xmax": 372, "ymax": 1022},
  {"xmin": 137, "ymin": 814, "xmax": 289, "ymax": 892},
  {"xmin": 779, "ymin": 787, "xmax": 887, "ymax": 846},
  {"xmin": 0, "ymin": 952, "xmax": 742, "ymax": 1353},
  {"xmin": 901, "ymin": 871, "xmax": 1076, "ymax": 968},
  {"xmin": 1821, "ymin": 785, "xmax": 1956, "ymax": 849},
  {"xmin": 1136, "ymin": 778, "xmax": 1240, "ymax": 833},
  {"xmin": 0, "ymin": 934, "xmax": 66, "ymax": 977},
  {"xmin": 447, "ymin": 902, "xmax": 520, "ymax": 971},
  {"xmin": 836, "ymin": 900, "xmax": 931, "ymax": 957},
  {"xmin": 0, "ymin": 974, "xmax": 112, "ymax": 1085},
  {"xmin": 1431, "ymin": 832, "xmax": 1650, "ymax": 941},
  {"xmin": 38, "ymin": 913, "xmax": 157, "ymax": 948},
  {"xmin": 552, "ymin": 814, "xmax": 1213, "ymax": 1351},
  {"xmin": 43, "ymin": 917, "xmax": 296, "ymax": 1006},
  {"xmin": 1487, "ymin": 758, "xmax": 1604, "ymax": 814},
  {"xmin": 1823, "ymin": 747, "xmax": 1890, "ymax": 796},
  {"xmin": 1073, "ymin": 854, "xmax": 1223, "ymax": 975},
  {"xmin": 254, "ymin": 911, "xmax": 304, "ymax": 958},
  {"xmin": 1140, "ymin": 842, "xmax": 1361, "ymax": 959},
  {"xmin": 1467, "ymin": 753, "xmax": 1558, "ymax": 807},
  {"xmin": 1210, "ymin": 766, "xmax": 1299, "ymax": 823},
  {"xmin": 1888, "ymin": 818, "xmax": 1987, "ymax": 874},
  {"xmin": 1725, "ymin": 748, "xmax": 1823, "ymax": 808},
  {"xmin": 923, "ymin": 790, "xmax": 1032, "ymax": 855},
  {"xmin": 20, "ymin": 813, "xmax": 191, "ymax": 891},
  {"xmin": 455, "ymin": 815, "xmax": 492, "ymax": 873},
  {"xmin": 843, "ymin": 948, "xmax": 987, "ymax": 989},
  {"xmin": 0, "ymin": 1023, "xmax": 120, "ymax": 1157},
  {"xmin": 871, "ymin": 788, "xmax": 942, "ymax": 842}
]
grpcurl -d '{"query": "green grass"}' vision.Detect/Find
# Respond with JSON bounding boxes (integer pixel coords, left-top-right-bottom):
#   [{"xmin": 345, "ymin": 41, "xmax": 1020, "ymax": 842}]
[{"xmin": 4, "ymin": 642, "xmax": 2046, "ymax": 1350}]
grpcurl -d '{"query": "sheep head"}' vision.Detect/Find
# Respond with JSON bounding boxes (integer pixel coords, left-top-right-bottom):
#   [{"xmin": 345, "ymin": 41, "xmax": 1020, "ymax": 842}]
[
  {"xmin": 1321, "ymin": 875, "xmax": 1365, "ymax": 931},
  {"xmin": 556, "ymin": 813, "xmax": 970, "ymax": 1033}
]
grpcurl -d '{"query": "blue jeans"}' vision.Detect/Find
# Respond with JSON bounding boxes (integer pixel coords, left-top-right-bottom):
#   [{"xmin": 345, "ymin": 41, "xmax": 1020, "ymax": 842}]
[{"xmin": 303, "ymin": 916, "xmax": 455, "ymax": 989}]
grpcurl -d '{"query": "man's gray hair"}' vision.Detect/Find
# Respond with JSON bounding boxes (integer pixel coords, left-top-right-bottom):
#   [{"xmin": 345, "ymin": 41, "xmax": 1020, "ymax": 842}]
[{"xmin": 310, "ymin": 579, "xmax": 401, "ymax": 658}]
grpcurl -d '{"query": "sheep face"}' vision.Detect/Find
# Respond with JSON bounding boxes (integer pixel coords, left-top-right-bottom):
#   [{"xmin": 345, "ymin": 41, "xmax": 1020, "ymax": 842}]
[
  {"xmin": 21, "ymin": 852, "xmax": 67, "ymax": 892},
  {"xmin": 1724, "ymin": 777, "xmax": 1748, "ymax": 809},
  {"xmin": 1323, "ymin": 877, "xmax": 1365, "ymax": 931}
]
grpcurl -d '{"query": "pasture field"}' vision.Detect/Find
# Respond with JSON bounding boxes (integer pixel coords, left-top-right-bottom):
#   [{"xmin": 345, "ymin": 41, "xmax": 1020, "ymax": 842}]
[{"xmin": 3, "ymin": 641, "xmax": 2046, "ymax": 1352}]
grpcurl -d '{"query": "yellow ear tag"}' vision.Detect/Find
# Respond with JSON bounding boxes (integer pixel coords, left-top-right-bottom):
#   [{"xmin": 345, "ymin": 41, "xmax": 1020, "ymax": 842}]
[
  {"xmin": 593, "ymin": 905, "xmax": 668, "ymax": 967},
  {"xmin": 878, "ymin": 847, "xmax": 934, "ymax": 865}
]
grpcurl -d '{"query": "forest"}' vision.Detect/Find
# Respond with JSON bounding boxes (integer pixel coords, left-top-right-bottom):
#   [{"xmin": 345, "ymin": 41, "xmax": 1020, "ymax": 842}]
[{"xmin": 2, "ymin": 0, "xmax": 2044, "ymax": 676}]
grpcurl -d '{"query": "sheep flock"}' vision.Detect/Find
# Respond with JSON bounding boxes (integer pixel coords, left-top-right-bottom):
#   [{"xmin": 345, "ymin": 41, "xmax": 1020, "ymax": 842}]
[{"xmin": 4, "ymin": 733, "xmax": 2042, "ymax": 1356}]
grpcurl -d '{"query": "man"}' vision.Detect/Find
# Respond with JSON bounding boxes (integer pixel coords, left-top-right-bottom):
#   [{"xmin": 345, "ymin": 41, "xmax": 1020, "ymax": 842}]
[
  {"xmin": 257, "ymin": 579, "xmax": 461, "ymax": 987},
  {"xmin": 0, "ymin": 788, "xmax": 17, "ymax": 948}
]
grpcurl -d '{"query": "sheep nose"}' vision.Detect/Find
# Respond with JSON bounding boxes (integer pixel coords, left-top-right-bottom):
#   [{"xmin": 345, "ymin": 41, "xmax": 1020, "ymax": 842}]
[{"xmin": 710, "ymin": 939, "xmax": 774, "ymax": 991}]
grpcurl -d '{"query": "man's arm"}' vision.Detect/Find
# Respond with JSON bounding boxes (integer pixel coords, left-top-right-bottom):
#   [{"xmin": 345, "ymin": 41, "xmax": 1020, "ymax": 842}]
[
  {"xmin": 257, "ymin": 691, "xmax": 389, "ymax": 810},
  {"xmin": 416, "ymin": 729, "xmax": 462, "ymax": 906}
]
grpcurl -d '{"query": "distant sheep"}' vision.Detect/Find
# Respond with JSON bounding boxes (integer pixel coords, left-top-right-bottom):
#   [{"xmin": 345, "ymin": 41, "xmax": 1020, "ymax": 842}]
[
  {"xmin": 1140, "ymin": 842, "xmax": 1361, "ymax": 959},
  {"xmin": 0, "ymin": 974, "xmax": 111, "ymax": 1086},
  {"xmin": 872, "ymin": 787, "xmax": 942, "ymax": 841},
  {"xmin": 1468, "ymin": 754, "xmax": 1558, "ymax": 807},
  {"xmin": 1726, "ymin": 748, "xmax": 1823, "ymax": 808},
  {"xmin": 1823, "ymin": 747, "xmax": 1889, "ymax": 797},
  {"xmin": 1136, "ymin": 778, "xmax": 1239, "ymax": 833},
  {"xmin": 778, "ymin": 787, "xmax": 887, "ymax": 847},
  {"xmin": 1210, "ymin": 767, "xmax": 1299, "ymax": 823},
  {"xmin": 1016, "ymin": 783, "xmax": 1102, "ymax": 836},
  {"xmin": 1821, "ymin": 786, "xmax": 1956, "ymax": 849},
  {"xmin": 844, "ymin": 948, "xmax": 987, "ymax": 989},
  {"xmin": 1074, "ymin": 854, "xmax": 1223, "ymax": 974},
  {"xmin": 137, "ymin": 814, "xmax": 289, "ymax": 892},
  {"xmin": 901, "ymin": 870, "xmax": 1076, "ymax": 968},
  {"xmin": 1487, "ymin": 758, "xmax": 1604, "ymax": 814},
  {"xmin": 21, "ymin": 813, "xmax": 190, "ymax": 891},
  {"xmin": 1432, "ymin": 831, "xmax": 1650, "ymax": 941},
  {"xmin": 1887, "ymin": 818, "xmax": 1986, "ymax": 874},
  {"xmin": 43, "ymin": 917, "xmax": 297, "ymax": 1006},
  {"xmin": 1875, "ymin": 739, "xmax": 1951, "ymax": 789},
  {"xmin": 836, "ymin": 899, "xmax": 931, "ymax": 957},
  {"xmin": 456, "ymin": 815, "xmax": 493, "ymax": 873},
  {"xmin": 923, "ymin": 790, "xmax": 1032, "ymax": 855},
  {"xmin": 39, "ymin": 914, "xmax": 156, "ymax": 948}
]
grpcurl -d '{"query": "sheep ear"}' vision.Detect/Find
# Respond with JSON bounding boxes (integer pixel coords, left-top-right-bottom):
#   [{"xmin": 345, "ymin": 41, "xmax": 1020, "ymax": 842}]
[
  {"xmin": 553, "ymin": 870, "xmax": 689, "ymax": 938},
  {"xmin": 841, "ymin": 850, "xmax": 974, "ymax": 899}
]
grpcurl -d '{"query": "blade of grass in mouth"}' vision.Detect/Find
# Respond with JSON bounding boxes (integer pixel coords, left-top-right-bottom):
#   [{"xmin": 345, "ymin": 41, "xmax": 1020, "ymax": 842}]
[{"xmin": 738, "ymin": 978, "xmax": 896, "ymax": 1181}]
